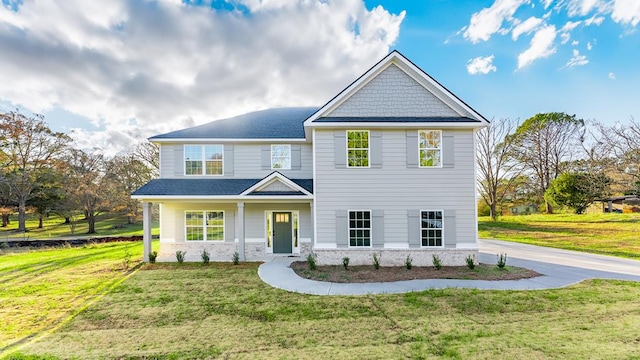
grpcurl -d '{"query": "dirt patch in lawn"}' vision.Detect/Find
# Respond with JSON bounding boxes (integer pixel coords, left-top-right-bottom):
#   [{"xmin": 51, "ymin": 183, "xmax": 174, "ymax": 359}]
[{"xmin": 290, "ymin": 262, "xmax": 541, "ymax": 283}]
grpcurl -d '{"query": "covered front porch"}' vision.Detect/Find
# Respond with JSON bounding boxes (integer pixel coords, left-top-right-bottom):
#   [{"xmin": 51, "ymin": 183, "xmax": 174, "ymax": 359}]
[{"xmin": 133, "ymin": 172, "xmax": 314, "ymax": 262}]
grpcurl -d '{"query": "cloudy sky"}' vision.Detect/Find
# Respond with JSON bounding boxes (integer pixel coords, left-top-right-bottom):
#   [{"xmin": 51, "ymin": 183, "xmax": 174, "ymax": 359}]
[{"xmin": 1, "ymin": 0, "xmax": 639, "ymax": 154}]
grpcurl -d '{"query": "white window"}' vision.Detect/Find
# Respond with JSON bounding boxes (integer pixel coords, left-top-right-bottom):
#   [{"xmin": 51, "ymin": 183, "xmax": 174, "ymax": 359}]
[
  {"xmin": 185, "ymin": 211, "xmax": 224, "ymax": 241},
  {"xmin": 347, "ymin": 130, "xmax": 369, "ymax": 167},
  {"xmin": 349, "ymin": 210, "xmax": 371, "ymax": 247},
  {"xmin": 184, "ymin": 145, "xmax": 223, "ymax": 175},
  {"xmin": 419, "ymin": 130, "xmax": 442, "ymax": 167},
  {"xmin": 421, "ymin": 211, "xmax": 443, "ymax": 247},
  {"xmin": 271, "ymin": 144, "xmax": 291, "ymax": 170}
]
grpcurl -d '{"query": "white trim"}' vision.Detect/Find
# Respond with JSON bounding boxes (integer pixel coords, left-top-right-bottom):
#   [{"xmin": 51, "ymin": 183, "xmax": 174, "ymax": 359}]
[
  {"xmin": 184, "ymin": 210, "xmax": 225, "ymax": 242},
  {"xmin": 346, "ymin": 130, "xmax": 371, "ymax": 168},
  {"xmin": 347, "ymin": 209, "xmax": 372, "ymax": 248},
  {"xmin": 270, "ymin": 144, "xmax": 292, "ymax": 170},
  {"xmin": 418, "ymin": 130, "xmax": 443, "ymax": 168},
  {"xmin": 244, "ymin": 238, "xmax": 264, "ymax": 243},
  {"xmin": 151, "ymin": 138, "xmax": 308, "ymax": 143},
  {"xmin": 303, "ymin": 51, "xmax": 489, "ymax": 126},
  {"xmin": 419, "ymin": 209, "xmax": 445, "ymax": 248},
  {"xmin": 312, "ymin": 129, "xmax": 317, "ymax": 249},
  {"xmin": 308, "ymin": 122, "xmax": 486, "ymax": 129},
  {"xmin": 183, "ymin": 144, "xmax": 224, "ymax": 177},
  {"xmin": 239, "ymin": 172, "xmax": 313, "ymax": 196},
  {"xmin": 456, "ymin": 242, "xmax": 478, "ymax": 249},
  {"xmin": 384, "ymin": 243, "xmax": 410, "ymax": 249},
  {"xmin": 132, "ymin": 195, "xmax": 314, "ymax": 201},
  {"xmin": 299, "ymin": 237, "xmax": 312, "ymax": 243},
  {"xmin": 472, "ymin": 128, "xmax": 480, "ymax": 246},
  {"xmin": 314, "ymin": 243, "xmax": 337, "ymax": 249}
]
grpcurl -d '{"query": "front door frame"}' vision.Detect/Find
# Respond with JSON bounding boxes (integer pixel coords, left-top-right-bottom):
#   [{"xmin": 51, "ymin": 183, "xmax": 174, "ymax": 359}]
[{"xmin": 265, "ymin": 210, "xmax": 299, "ymax": 254}]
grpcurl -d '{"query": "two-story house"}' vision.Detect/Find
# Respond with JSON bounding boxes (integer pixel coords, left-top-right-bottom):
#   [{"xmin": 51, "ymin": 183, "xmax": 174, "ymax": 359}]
[{"xmin": 132, "ymin": 51, "xmax": 489, "ymax": 266}]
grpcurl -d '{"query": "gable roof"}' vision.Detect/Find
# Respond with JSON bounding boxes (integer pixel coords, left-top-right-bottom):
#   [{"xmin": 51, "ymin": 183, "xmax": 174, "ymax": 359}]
[
  {"xmin": 240, "ymin": 172, "xmax": 313, "ymax": 196},
  {"xmin": 304, "ymin": 50, "xmax": 489, "ymax": 128},
  {"xmin": 150, "ymin": 107, "xmax": 318, "ymax": 141}
]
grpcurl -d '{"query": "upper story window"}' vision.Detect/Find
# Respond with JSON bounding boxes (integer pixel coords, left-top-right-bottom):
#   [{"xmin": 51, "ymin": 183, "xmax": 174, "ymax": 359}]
[
  {"xmin": 184, "ymin": 145, "xmax": 223, "ymax": 175},
  {"xmin": 347, "ymin": 130, "xmax": 369, "ymax": 167},
  {"xmin": 271, "ymin": 144, "xmax": 291, "ymax": 170},
  {"xmin": 419, "ymin": 130, "xmax": 442, "ymax": 167}
]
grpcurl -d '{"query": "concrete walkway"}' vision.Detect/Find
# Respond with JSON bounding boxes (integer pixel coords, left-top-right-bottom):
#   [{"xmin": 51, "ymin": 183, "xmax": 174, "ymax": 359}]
[{"xmin": 258, "ymin": 239, "xmax": 640, "ymax": 295}]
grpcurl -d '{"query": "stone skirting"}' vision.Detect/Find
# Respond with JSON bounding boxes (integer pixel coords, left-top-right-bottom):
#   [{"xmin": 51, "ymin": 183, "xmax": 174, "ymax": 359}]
[
  {"xmin": 312, "ymin": 248, "xmax": 478, "ymax": 267},
  {"xmin": 157, "ymin": 242, "xmax": 268, "ymax": 262}
]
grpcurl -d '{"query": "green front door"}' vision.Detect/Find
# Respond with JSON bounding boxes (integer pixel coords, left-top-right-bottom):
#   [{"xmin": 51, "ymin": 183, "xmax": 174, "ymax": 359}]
[{"xmin": 273, "ymin": 212, "xmax": 293, "ymax": 254}]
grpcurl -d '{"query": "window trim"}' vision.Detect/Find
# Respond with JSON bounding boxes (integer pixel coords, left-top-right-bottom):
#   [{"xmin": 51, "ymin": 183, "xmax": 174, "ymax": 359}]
[
  {"xmin": 183, "ymin": 144, "xmax": 224, "ymax": 176},
  {"xmin": 348, "ymin": 209, "xmax": 372, "ymax": 248},
  {"xmin": 419, "ymin": 209, "xmax": 444, "ymax": 248},
  {"xmin": 270, "ymin": 144, "xmax": 292, "ymax": 170},
  {"xmin": 184, "ymin": 210, "xmax": 225, "ymax": 242},
  {"xmin": 346, "ymin": 130, "xmax": 371, "ymax": 168},
  {"xmin": 418, "ymin": 130, "xmax": 443, "ymax": 168}
]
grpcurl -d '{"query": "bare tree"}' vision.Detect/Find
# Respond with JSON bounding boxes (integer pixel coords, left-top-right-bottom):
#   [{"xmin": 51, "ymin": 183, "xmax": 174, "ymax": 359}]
[
  {"xmin": 597, "ymin": 117, "xmax": 640, "ymax": 194},
  {"xmin": 104, "ymin": 153, "xmax": 154, "ymax": 224},
  {"xmin": 0, "ymin": 111, "xmax": 71, "ymax": 231},
  {"xmin": 131, "ymin": 142, "xmax": 159, "ymax": 179},
  {"xmin": 510, "ymin": 112, "xmax": 584, "ymax": 213},
  {"xmin": 476, "ymin": 118, "xmax": 521, "ymax": 220}
]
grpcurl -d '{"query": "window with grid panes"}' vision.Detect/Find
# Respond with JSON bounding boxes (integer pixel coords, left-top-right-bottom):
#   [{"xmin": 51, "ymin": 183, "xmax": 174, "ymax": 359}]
[{"xmin": 349, "ymin": 211, "xmax": 371, "ymax": 247}]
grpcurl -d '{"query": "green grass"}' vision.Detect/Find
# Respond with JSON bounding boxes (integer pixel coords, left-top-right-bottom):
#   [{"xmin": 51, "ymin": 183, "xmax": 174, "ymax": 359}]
[
  {"xmin": 2, "ymin": 245, "xmax": 640, "ymax": 359},
  {"xmin": 0, "ymin": 213, "xmax": 159, "ymax": 240},
  {"xmin": 0, "ymin": 241, "xmax": 159, "ymax": 352},
  {"xmin": 479, "ymin": 213, "xmax": 640, "ymax": 259}
]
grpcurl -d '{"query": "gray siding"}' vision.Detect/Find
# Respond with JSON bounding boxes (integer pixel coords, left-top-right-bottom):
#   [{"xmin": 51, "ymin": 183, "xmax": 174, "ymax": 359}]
[
  {"xmin": 314, "ymin": 128, "xmax": 476, "ymax": 248},
  {"xmin": 244, "ymin": 203, "xmax": 312, "ymax": 239},
  {"xmin": 158, "ymin": 143, "xmax": 313, "ymax": 179}
]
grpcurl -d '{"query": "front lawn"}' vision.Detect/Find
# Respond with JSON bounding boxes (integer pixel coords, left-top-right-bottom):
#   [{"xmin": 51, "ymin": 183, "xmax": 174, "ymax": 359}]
[
  {"xmin": 3, "ymin": 244, "xmax": 640, "ymax": 359},
  {"xmin": 478, "ymin": 213, "xmax": 640, "ymax": 259}
]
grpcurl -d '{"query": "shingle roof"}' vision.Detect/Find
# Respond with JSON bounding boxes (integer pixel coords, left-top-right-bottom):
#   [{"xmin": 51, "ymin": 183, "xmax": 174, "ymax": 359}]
[
  {"xmin": 150, "ymin": 107, "xmax": 319, "ymax": 140},
  {"xmin": 313, "ymin": 116, "xmax": 480, "ymax": 123},
  {"xmin": 132, "ymin": 178, "xmax": 313, "ymax": 196}
]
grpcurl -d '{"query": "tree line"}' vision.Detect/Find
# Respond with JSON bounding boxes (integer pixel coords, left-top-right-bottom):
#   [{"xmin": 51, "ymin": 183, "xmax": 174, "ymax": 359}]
[
  {"xmin": 477, "ymin": 112, "xmax": 640, "ymax": 219},
  {"xmin": 0, "ymin": 111, "xmax": 158, "ymax": 234}
]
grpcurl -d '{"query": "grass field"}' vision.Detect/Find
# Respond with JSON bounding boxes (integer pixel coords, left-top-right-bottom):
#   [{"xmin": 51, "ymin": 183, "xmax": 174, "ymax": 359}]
[
  {"xmin": 0, "ymin": 213, "xmax": 159, "ymax": 240},
  {"xmin": 478, "ymin": 213, "xmax": 640, "ymax": 260},
  {"xmin": 2, "ymin": 242, "xmax": 640, "ymax": 359}
]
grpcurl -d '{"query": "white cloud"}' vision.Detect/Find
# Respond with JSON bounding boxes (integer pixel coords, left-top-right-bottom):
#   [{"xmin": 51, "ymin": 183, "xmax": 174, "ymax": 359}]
[
  {"xmin": 517, "ymin": 25, "xmax": 557, "ymax": 69},
  {"xmin": 512, "ymin": 16, "xmax": 544, "ymax": 40},
  {"xmin": 587, "ymin": 41, "xmax": 593, "ymax": 49},
  {"xmin": 466, "ymin": 55, "xmax": 498, "ymax": 75},
  {"xmin": 565, "ymin": 49, "xmax": 589, "ymax": 67},
  {"xmin": 572, "ymin": 40, "xmax": 580, "ymax": 45},
  {"xmin": 0, "ymin": 0, "xmax": 405, "ymax": 155},
  {"xmin": 559, "ymin": 20, "xmax": 581, "ymax": 43},
  {"xmin": 584, "ymin": 15, "xmax": 604, "ymax": 26},
  {"xmin": 463, "ymin": 0, "xmax": 529, "ymax": 43},
  {"xmin": 608, "ymin": 72, "xmax": 616, "ymax": 79},
  {"xmin": 541, "ymin": 0, "xmax": 554, "ymax": 9},
  {"xmin": 566, "ymin": 0, "xmax": 605, "ymax": 17},
  {"xmin": 612, "ymin": 0, "xmax": 640, "ymax": 26}
]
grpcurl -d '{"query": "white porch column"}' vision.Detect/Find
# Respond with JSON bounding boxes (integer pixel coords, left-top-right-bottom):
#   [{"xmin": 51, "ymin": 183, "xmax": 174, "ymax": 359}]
[
  {"xmin": 237, "ymin": 202, "xmax": 246, "ymax": 261},
  {"xmin": 142, "ymin": 202, "xmax": 152, "ymax": 262},
  {"xmin": 309, "ymin": 201, "xmax": 314, "ymax": 245}
]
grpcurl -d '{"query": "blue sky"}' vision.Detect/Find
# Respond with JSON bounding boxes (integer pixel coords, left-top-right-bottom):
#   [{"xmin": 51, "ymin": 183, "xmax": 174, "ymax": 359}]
[{"xmin": 0, "ymin": 0, "xmax": 639, "ymax": 154}]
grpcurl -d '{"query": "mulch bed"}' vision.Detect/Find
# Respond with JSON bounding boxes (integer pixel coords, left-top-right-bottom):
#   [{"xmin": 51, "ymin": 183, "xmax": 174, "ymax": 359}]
[{"xmin": 290, "ymin": 261, "xmax": 541, "ymax": 283}]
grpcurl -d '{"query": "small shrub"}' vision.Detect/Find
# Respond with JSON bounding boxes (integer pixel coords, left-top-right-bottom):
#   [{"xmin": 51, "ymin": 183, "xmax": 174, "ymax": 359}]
[
  {"xmin": 342, "ymin": 256, "xmax": 350, "ymax": 270},
  {"xmin": 176, "ymin": 250, "xmax": 186, "ymax": 263},
  {"xmin": 122, "ymin": 248, "xmax": 132, "ymax": 271},
  {"xmin": 148, "ymin": 250, "xmax": 158, "ymax": 264},
  {"xmin": 307, "ymin": 252, "xmax": 317, "ymax": 270},
  {"xmin": 201, "ymin": 249, "xmax": 210, "ymax": 264},
  {"xmin": 232, "ymin": 251, "xmax": 240, "ymax": 265},
  {"xmin": 432, "ymin": 254, "xmax": 442, "ymax": 270},
  {"xmin": 405, "ymin": 254, "xmax": 413, "ymax": 270},
  {"xmin": 496, "ymin": 253, "xmax": 507, "ymax": 269},
  {"xmin": 372, "ymin": 253, "xmax": 381, "ymax": 270},
  {"xmin": 465, "ymin": 254, "xmax": 476, "ymax": 270}
]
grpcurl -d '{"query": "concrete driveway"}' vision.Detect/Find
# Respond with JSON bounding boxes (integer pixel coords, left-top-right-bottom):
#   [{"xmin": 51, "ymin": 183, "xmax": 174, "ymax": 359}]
[{"xmin": 258, "ymin": 240, "xmax": 640, "ymax": 295}]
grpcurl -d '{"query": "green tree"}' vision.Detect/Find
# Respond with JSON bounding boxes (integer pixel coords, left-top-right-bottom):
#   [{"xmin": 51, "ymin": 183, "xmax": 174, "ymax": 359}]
[
  {"xmin": 545, "ymin": 172, "xmax": 611, "ymax": 214},
  {"xmin": 511, "ymin": 112, "xmax": 584, "ymax": 213},
  {"xmin": 0, "ymin": 111, "xmax": 72, "ymax": 232}
]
